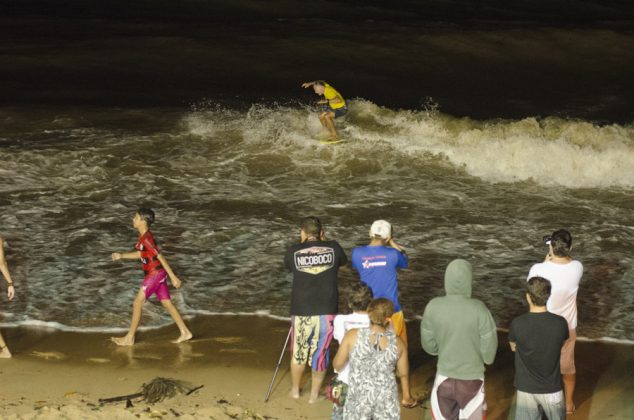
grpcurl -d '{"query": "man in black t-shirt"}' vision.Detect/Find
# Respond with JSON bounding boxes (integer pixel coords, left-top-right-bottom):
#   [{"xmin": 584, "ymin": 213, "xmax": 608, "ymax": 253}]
[
  {"xmin": 509, "ymin": 277, "xmax": 569, "ymax": 420},
  {"xmin": 284, "ymin": 216, "xmax": 347, "ymax": 404}
]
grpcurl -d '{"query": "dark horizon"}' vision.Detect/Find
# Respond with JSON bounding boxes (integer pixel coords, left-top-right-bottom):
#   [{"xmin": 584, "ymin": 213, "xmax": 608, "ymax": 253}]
[
  {"xmin": 1, "ymin": 0, "xmax": 633, "ymax": 122},
  {"xmin": 3, "ymin": 0, "xmax": 634, "ymax": 24}
]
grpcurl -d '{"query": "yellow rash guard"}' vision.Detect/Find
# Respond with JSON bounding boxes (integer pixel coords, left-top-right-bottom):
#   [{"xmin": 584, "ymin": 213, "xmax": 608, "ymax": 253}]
[{"xmin": 324, "ymin": 83, "xmax": 346, "ymax": 109}]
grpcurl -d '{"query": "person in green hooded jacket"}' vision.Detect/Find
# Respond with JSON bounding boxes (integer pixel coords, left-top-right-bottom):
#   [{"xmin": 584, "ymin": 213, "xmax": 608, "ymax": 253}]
[{"xmin": 420, "ymin": 259, "xmax": 497, "ymax": 420}]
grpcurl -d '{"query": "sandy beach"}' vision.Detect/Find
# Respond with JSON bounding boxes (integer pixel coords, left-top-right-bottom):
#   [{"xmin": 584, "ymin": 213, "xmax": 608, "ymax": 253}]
[{"xmin": 0, "ymin": 315, "xmax": 632, "ymax": 419}]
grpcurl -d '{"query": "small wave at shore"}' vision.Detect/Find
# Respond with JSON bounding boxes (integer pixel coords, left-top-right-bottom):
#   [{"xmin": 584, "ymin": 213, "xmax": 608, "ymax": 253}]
[{"xmin": 2, "ymin": 313, "xmax": 633, "ymax": 346}]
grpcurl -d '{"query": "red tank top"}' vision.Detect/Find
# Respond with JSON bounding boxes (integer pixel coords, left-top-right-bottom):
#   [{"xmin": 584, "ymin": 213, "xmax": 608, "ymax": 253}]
[{"xmin": 135, "ymin": 230, "xmax": 162, "ymax": 274}]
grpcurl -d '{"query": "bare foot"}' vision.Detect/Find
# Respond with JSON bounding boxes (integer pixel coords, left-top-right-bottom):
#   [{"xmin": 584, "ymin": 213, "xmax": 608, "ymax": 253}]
[
  {"xmin": 0, "ymin": 347, "xmax": 12, "ymax": 358},
  {"xmin": 401, "ymin": 397, "xmax": 418, "ymax": 408},
  {"xmin": 111, "ymin": 336, "xmax": 135, "ymax": 346},
  {"xmin": 289, "ymin": 389, "xmax": 300, "ymax": 399},
  {"xmin": 172, "ymin": 331, "xmax": 193, "ymax": 344},
  {"xmin": 308, "ymin": 394, "xmax": 322, "ymax": 404}
]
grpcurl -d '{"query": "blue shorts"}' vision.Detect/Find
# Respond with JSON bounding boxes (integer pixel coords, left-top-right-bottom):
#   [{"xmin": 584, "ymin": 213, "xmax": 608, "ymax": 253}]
[{"xmin": 326, "ymin": 106, "xmax": 347, "ymax": 118}]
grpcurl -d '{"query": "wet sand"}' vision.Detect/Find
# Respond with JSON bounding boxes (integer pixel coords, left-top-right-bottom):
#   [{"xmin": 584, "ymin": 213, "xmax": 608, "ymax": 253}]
[{"xmin": 0, "ymin": 315, "xmax": 632, "ymax": 419}]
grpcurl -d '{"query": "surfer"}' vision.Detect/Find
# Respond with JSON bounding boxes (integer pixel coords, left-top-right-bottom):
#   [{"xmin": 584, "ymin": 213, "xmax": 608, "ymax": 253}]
[
  {"xmin": 0, "ymin": 236, "xmax": 16, "ymax": 358},
  {"xmin": 302, "ymin": 80, "xmax": 347, "ymax": 140},
  {"xmin": 110, "ymin": 208, "xmax": 192, "ymax": 346}
]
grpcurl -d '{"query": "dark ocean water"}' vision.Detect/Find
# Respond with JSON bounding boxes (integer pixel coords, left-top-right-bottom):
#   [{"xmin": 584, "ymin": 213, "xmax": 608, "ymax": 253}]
[
  {"xmin": 0, "ymin": 1, "xmax": 633, "ymax": 342},
  {"xmin": 1, "ymin": 0, "xmax": 634, "ymax": 121}
]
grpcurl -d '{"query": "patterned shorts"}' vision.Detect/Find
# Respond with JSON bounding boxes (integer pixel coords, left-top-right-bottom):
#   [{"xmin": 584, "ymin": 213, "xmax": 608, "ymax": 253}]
[{"xmin": 290, "ymin": 315, "xmax": 334, "ymax": 372}]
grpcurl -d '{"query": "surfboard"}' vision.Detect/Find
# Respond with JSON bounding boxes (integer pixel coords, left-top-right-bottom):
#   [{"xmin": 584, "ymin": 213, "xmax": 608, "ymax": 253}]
[{"xmin": 319, "ymin": 138, "xmax": 346, "ymax": 145}]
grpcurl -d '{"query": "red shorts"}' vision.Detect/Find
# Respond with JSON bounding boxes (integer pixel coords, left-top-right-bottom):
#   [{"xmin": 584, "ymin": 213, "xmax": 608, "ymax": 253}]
[{"xmin": 142, "ymin": 269, "xmax": 170, "ymax": 301}]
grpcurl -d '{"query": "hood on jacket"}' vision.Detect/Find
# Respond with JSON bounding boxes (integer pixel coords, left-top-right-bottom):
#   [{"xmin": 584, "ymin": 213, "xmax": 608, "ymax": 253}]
[{"xmin": 444, "ymin": 259, "xmax": 472, "ymax": 297}]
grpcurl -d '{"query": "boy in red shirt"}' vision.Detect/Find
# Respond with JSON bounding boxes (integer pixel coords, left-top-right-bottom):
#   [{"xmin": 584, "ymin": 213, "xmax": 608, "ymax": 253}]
[{"xmin": 111, "ymin": 208, "xmax": 192, "ymax": 346}]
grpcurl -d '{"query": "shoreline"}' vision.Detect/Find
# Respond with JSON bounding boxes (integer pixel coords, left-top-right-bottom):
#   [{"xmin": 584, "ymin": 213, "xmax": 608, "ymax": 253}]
[
  {"xmin": 3, "ymin": 312, "xmax": 633, "ymax": 346},
  {"xmin": 0, "ymin": 314, "xmax": 632, "ymax": 419}
]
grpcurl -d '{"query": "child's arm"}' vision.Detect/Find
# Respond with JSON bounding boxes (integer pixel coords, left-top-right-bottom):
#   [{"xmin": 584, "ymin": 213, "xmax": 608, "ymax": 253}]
[
  {"xmin": 333, "ymin": 329, "xmax": 357, "ymax": 371},
  {"xmin": 111, "ymin": 251, "xmax": 141, "ymax": 261},
  {"xmin": 156, "ymin": 254, "xmax": 182, "ymax": 288},
  {"xmin": 0, "ymin": 237, "xmax": 15, "ymax": 300}
]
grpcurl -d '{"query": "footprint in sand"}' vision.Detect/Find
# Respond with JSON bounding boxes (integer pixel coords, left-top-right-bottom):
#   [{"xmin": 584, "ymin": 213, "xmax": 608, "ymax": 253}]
[{"xmin": 31, "ymin": 351, "xmax": 67, "ymax": 360}]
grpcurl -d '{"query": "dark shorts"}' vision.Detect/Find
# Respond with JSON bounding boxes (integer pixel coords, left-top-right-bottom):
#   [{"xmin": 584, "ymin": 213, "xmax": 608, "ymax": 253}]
[{"xmin": 326, "ymin": 106, "xmax": 348, "ymax": 118}]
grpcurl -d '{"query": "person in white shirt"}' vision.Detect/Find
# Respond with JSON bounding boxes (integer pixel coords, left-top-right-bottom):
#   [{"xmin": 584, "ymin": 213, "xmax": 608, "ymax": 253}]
[
  {"xmin": 330, "ymin": 283, "xmax": 373, "ymax": 420},
  {"xmin": 527, "ymin": 229, "xmax": 582, "ymax": 415}
]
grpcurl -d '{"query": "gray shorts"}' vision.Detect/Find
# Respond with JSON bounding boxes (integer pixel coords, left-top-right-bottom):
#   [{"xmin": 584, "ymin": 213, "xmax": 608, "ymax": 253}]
[{"xmin": 515, "ymin": 390, "xmax": 565, "ymax": 420}]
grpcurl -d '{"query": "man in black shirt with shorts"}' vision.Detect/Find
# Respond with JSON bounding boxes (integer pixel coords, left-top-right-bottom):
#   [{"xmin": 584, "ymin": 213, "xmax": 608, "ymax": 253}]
[
  {"xmin": 284, "ymin": 216, "xmax": 347, "ymax": 403},
  {"xmin": 509, "ymin": 276, "xmax": 569, "ymax": 420}
]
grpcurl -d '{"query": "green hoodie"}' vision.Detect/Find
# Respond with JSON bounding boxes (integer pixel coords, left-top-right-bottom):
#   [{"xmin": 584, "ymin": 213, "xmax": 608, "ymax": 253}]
[{"xmin": 420, "ymin": 259, "xmax": 498, "ymax": 380}]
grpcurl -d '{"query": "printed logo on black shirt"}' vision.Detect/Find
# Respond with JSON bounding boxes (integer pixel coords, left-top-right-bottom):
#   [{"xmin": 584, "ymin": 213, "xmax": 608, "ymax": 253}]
[{"xmin": 294, "ymin": 246, "xmax": 335, "ymax": 275}]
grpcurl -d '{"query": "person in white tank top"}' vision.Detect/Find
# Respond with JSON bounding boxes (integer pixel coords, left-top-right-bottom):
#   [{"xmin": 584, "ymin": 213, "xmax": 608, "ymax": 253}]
[{"xmin": 527, "ymin": 229, "xmax": 582, "ymax": 415}]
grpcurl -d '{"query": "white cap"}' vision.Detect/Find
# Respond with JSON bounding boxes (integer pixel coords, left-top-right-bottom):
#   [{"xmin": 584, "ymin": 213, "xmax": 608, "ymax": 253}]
[{"xmin": 370, "ymin": 220, "xmax": 392, "ymax": 239}]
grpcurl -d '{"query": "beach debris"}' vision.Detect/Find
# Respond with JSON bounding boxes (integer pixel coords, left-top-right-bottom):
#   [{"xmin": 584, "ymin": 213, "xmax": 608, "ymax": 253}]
[
  {"xmin": 211, "ymin": 398, "xmax": 276, "ymax": 420},
  {"xmin": 99, "ymin": 377, "xmax": 202, "ymax": 405},
  {"xmin": 186, "ymin": 385, "xmax": 204, "ymax": 396}
]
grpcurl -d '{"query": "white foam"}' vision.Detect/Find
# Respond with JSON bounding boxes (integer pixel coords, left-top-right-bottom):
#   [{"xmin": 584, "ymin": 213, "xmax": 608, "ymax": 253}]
[
  {"xmin": 182, "ymin": 100, "xmax": 634, "ymax": 189},
  {"xmin": 3, "ymin": 314, "xmax": 631, "ymax": 345},
  {"xmin": 0, "ymin": 311, "xmax": 291, "ymax": 333}
]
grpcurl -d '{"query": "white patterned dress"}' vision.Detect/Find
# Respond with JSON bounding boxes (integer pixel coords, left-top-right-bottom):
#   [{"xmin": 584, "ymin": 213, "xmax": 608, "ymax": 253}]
[{"xmin": 343, "ymin": 327, "xmax": 400, "ymax": 420}]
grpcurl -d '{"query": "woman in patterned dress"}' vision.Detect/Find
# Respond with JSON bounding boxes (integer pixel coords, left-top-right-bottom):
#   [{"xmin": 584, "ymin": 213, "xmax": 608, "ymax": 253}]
[{"xmin": 333, "ymin": 298, "xmax": 410, "ymax": 420}]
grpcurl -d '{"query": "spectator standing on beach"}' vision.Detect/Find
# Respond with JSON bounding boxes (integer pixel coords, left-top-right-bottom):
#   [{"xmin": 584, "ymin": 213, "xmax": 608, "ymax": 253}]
[
  {"xmin": 333, "ymin": 298, "xmax": 410, "ymax": 420},
  {"xmin": 421, "ymin": 259, "xmax": 498, "ymax": 420},
  {"xmin": 110, "ymin": 208, "xmax": 192, "ymax": 346},
  {"xmin": 509, "ymin": 277, "xmax": 569, "ymax": 420},
  {"xmin": 350, "ymin": 219, "xmax": 417, "ymax": 408},
  {"xmin": 301, "ymin": 80, "xmax": 347, "ymax": 140},
  {"xmin": 351, "ymin": 220, "xmax": 409, "ymax": 344},
  {"xmin": 329, "ymin": 283, "xmax": 373, "ymax": 419},
  {"xmin": 0, "ymin": 236, "xmax": 16, "ymax": 358},
  {"xmin": 527, "ymin": 229, "xmax": 582, "ymax": 415},
  {"xmin": 284, "ymin": 216, "xmax": 347, "ymax": 403}
]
